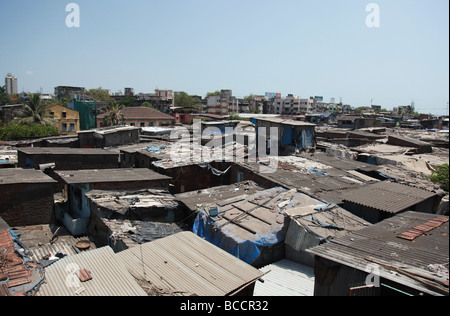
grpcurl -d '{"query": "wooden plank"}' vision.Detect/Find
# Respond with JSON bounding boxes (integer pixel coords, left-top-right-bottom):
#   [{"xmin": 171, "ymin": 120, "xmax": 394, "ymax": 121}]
[{"xmin": 222, "ymin": 214, "xmax": 258, "ymax": 234}]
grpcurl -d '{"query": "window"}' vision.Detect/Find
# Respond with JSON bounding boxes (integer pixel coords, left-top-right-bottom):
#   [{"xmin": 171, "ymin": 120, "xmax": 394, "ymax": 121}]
[
  {"xmin": 70, "ymin": 123, "xmax": 75, "ymax": 131},
  {"xmin": 62, "ymin": 123, "xmax": 67, "ymax": 131},
  {"xmin": 237, "ymin": 171, "xmax": 245, "ymax": 183},
  {"xmin": 140, "ymin": 122, "xmax": 145, "ymax": 127},
  {"xmin": 62, "ymin": 112, "xmax": 67, "ymax": 118}
]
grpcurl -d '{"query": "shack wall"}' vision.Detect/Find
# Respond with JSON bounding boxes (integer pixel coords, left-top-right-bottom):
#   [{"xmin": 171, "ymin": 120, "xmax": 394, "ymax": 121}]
[
  {"xmin": 17, "ymin": 151, "xmax": 119, "ymax": 170},
  {"xmin": 0, "ymin": 183, "xmax": 55, "ymax": 226},
  {"xmin": 313, "ymin": 256, "xmax": 370, "ymax": 296}
]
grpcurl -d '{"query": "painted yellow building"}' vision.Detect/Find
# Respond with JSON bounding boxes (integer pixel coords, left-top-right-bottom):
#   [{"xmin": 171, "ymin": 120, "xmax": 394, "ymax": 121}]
[{"xmin": 46, "ymin": 104, "xmax": 80, "ymax": 135}]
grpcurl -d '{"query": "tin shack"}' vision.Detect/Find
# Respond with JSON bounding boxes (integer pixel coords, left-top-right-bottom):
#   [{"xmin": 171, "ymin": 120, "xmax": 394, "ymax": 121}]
[
  {"xmin": 54, "ymin": 168, "xmax": 171, "ymax": 236},
  {"xmin": 252, "ymin": 118, "xmax": 316, "ymax": 156}
]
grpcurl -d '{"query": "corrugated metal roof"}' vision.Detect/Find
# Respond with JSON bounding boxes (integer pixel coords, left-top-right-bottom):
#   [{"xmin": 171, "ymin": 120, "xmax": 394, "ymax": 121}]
[
  {"xmin": 286, "ymin": 204, "xmax": 370, "ymax": 243},
  {"xmin": 342, "ymin": 181, "xmax": 438, "ymax": 213},
  {"xmin": 254, "ymin": 260, "xmax": 315, "ymax": 296},
  {"xmin": 116, "ymin": 231, "xmax": 264, "ymax": 296},
  {"xmin": 307, "ymin": 211, "xmax": 449, "ymax": 295},
  {"xmin": 397, "ymin": 216, "xmax": 449, "ymax": 241},
  {"xmin": 255, "ymin": 118, "xmax": 316, "ymax": 127},
  {"xmin": 56, "ymin": 168, "xmax": 171, "ymax": 184},
  {"xmin": 29, "ymin": 239, "xmax": 96, "ymax": 263},
  {"xmin": 36, "ymin": 246, "xmax": 147, "ymax": 296}
]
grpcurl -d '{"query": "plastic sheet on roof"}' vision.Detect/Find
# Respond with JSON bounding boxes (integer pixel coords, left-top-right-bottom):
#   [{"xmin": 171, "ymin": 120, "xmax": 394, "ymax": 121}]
[
  {"xmin": 192, "ymin": 187, "xmax": 297, "ymax": 265},
  {"xmin": 193, "ymin": 210, "xmax": 283, "ymax": 264}
]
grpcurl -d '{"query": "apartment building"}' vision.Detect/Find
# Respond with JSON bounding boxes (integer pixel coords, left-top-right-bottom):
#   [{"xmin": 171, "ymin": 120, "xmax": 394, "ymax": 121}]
[
  {"xmin": 46, "ymin": 104, "xmax": 80, "ymax": 135},
  {"xmin": 207, "ymin": 89, "xmax": 238, "ymax": 115},
  {"xmin": 273, "ymin": 95, "xmax": 315, "ymax": 115},
  {"xmin": 5, "ymin": 73, "xmax": 18, "ymax": 95}
]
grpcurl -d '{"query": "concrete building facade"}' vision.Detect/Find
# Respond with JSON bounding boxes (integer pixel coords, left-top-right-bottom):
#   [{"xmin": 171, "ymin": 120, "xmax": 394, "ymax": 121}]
[
  {"xmin": 5, "ymin": 73, "xmax": 18, "ymax": 95},
  {"xmin": 46, "ymin": 104, "xmax": 80, "ymax": 135}
]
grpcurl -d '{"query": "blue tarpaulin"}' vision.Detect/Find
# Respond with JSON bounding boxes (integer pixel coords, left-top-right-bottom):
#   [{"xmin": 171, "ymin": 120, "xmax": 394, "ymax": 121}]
[
  {"xmin": 147, "ymin": 145, "xmax": 167, "ymax": 153},
  {"xmin": 193, "ymin": 210, "xmax": 285, "ymax": 264},
  {"xmin": 301, "ymin": 129, "xmax": 313, "ymax": 149},
  {"xmin": 281, "ymin": 126, "xmax": 293, "ymax": 145},
  {"xmin": 192, "ymin": 187, "xmax": 289, "ymax": 265}
]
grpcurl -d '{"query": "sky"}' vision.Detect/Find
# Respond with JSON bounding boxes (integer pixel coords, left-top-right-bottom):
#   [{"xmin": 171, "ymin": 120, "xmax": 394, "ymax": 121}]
[{"xmin": 0, "ymin": 0, "xmax": 448, "ymax": 115}]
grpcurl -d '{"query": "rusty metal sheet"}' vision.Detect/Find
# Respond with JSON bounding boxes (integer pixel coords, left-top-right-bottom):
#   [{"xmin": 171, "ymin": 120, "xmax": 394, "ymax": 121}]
[
  {"xmin": 0, "ymin": 283, "xmax": 11, "ymax": 297},
  {"xmin": 76, "ymin": 269, "xmax": 93, "ymax": 282},
  {"xmin": 397, "ymin": 217, "xmax": 449, "ymax": 241},
  {"xmin": 7, "ymin": 275, "xmax": 32, "ymax": 288},
  {"xmin": 0, "ymin": 272, "xmax": 7, "ymax": 281}
]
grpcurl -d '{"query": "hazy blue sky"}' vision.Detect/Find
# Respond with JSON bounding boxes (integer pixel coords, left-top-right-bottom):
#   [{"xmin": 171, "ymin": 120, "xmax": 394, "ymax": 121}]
[{"xmin": 0, "ymin": 0, "xmax": 448, "ymax": 114}]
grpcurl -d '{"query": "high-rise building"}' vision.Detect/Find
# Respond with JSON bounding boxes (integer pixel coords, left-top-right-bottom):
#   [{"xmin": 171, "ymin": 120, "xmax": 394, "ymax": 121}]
[{"xmin": 5, "ymin": 73, "xmax": 18, "ymax": 95}]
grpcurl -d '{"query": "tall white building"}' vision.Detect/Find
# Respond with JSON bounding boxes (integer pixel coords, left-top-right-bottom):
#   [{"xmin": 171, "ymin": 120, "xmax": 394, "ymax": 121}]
[{"xmin": 5, "ymin": 73, "xmax": 18, "ymax": 95}]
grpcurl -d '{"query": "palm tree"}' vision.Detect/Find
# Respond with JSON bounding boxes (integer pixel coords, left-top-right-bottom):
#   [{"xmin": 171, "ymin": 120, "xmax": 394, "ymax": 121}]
[
  {"xmin": 14, "ymin": 93, "xmax": 56, "ymax": 126},
  {"xmin": 103, "ymin": 101, "xmax": 125, "ymax": 126}
]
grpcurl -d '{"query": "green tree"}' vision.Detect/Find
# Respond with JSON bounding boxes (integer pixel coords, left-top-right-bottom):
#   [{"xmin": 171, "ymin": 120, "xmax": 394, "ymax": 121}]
[
  {"xmin": 244, "ymin": 94, "xmax": 255, "ymax": 101},
  {"xmin": 102, "ymin": 101, "xmax": 125, "ymax": 126},
  {"xmin": 405, "ymin": 105, "xmax": 420, "ymax": 117},
  {"xmin": 430, "ymin": 164, "xmax": 449, "ymax": 192},
  {"xmin": 118, "ymin": 96, "xmax": 137, "ymax": 107},
  {"xmin": 0, "ymin": 86, "xmax": 11, "ymax": 106},
  {"xmin": 0, "ymin": 123, "xmax": 59, "ymax": 141},
  {"xmin": 174, "ymin": 91, "xmax": 201, "ymax": 108},
  {"xmin": 205, "ymin": 91, "xmax": 221, "ymax": 98},
  {"xmin": 354, "ymin": 106, "xmax": 372, "ymax": 114},
  {"xmin": 228, "ymin": 113, "xmax": 242, "ymax": 121},
  {"xmin": 141, "ymin": 101, "xmax": 156, "ymax": 110},
  {"xmin": 14, "ymin": 93, "xmax": 56, "ymax": 126},
  {"xmin": 87, "ymin": 87, "xmax": 114, "ymax": 103}
]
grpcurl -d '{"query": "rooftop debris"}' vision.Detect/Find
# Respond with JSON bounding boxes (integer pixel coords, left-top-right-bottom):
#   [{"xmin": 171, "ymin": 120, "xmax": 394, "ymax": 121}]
[
  {"xmin": 175, "ymin": 181, "xmax": 266, "ymax": 212},
  {"xmin": 0, "ymin": 116, "xmax": 448, "ymax": 296},
  {"xmin": 397, "ymin": 216, "xmax": 449, "ymax": 241},
  {"xmin": 86, "ymin": 189, "xmax": 178, "ymax": 218},
  {"xmin": 0, "ymin": 229, "xmax": 45, "ymax": 296}
]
